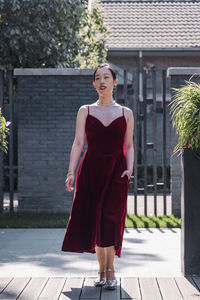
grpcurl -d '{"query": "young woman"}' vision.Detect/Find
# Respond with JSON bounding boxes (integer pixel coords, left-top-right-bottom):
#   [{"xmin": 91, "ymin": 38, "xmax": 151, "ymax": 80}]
[{"xmin": 61, "ymin": 63, "xmax": 134, "ymax": 289}]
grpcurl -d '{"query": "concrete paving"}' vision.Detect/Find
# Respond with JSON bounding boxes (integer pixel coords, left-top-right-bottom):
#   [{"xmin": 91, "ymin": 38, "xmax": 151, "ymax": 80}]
[
  {"xmin": 127, "ymin": 194, "xmax": 172, "ymax": 215},
  {"xmin": 0, "ymin": 228, "xmax": 182, "ymax": 278}
]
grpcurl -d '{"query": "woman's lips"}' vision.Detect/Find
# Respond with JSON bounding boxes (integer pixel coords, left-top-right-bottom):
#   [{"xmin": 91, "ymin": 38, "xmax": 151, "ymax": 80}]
[{"xmin": 100, "ymin": 86, "xmax": 106, "ymax": 90}]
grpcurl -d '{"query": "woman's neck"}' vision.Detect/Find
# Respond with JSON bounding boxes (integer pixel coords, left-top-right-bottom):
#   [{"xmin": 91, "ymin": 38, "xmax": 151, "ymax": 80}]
[{"xmin": 97, "ymin": 95, "xmax": 115, "ymax": 105}]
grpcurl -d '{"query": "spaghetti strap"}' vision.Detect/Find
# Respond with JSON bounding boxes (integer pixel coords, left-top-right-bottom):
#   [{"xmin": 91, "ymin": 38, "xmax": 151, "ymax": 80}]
[
  {"xmin": 88, "ymin": 105, "xmax": 90, "ymax": 115},
  {"xmin": 122, "ymin": 106, "xmax": 124, "ymax": 117}
]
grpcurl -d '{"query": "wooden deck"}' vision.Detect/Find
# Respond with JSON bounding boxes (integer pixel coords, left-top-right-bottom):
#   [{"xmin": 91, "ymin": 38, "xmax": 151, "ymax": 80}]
[{"xmin": 0, "ymin": 276, "xmax": 200, "ymax": 300}]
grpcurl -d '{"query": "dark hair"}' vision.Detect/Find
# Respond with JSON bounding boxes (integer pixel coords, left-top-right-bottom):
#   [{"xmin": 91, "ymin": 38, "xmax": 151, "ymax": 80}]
[{"xmin": 93, "ymin": 63, "xmax": 117, "ymax": 81}]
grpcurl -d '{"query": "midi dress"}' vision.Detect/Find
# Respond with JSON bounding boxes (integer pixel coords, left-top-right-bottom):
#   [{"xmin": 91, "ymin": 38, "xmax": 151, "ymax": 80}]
[{"xmin": 61, "ymin": 105, "xmax": 130, "ymax": 257}]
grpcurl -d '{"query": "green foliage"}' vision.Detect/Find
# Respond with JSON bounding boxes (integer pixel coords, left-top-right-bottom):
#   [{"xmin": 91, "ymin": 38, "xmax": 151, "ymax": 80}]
[
  {"xmin": 0, "ymin": 0, "xmax": 108, "ymax": 69},
  {"xmin": 169, "ymin": 77, "xmax": 200, "ymax": 155},
  {"xmin": 125, "ymin": 214, "xmax": 181, "ymax": 228},
  {"xmin": 0, "ymin": 108, "xmax": 10, "ymax": 154},
  {"xmin": 76, "ymin": 0, "xmax": 108, "ymax": 68}
]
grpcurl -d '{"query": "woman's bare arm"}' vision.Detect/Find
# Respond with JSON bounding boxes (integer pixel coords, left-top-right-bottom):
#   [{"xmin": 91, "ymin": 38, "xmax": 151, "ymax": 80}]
[
  {"xmin": 65, "ymin": 105, "xmax": 88, "ymax": 191},
  {"xmin": 121, "ymin": 108, "xmax": 134, "ymax": 180}
]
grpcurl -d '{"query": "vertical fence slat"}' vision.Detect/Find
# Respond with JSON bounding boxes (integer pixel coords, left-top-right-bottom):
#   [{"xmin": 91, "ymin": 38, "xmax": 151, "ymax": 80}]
[
  {"xmin": 152, "ymin": 67, "xmax": 157, "ymax": 216},
  {"xmin": 123, "ymin": 69, "xmax": 128, "ymax": 106},
  {"xmin": 0, "ymin": 70, "xmax": 4, "ymax": 213},
  {"xmin": 162, "ymin": 69, "xmax": 167, "ymax": 214},
  {"xmin": 115, "ymin": 80, "xmax": 118, "ymax": 103},
  {"xmin": 143, "ymin": 70, "xmax": 147, "ymax": 216},
  {"xmin": 8, "ymin": 70, "xmax": 14, "ymax": 213},
  {"xmin": 133, "ymin": 68, "xmax": 139, "ymax": 215}
]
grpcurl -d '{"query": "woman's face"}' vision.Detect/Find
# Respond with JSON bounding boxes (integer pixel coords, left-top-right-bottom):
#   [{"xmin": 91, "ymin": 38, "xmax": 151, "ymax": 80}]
[{"xmin": 93, "ymin": 67, "xmax": 118, "ymax": 96}]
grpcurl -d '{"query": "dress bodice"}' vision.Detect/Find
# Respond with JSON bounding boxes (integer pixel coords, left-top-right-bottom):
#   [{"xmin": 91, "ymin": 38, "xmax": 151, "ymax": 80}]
[{"xmin": 85, "ymin": 105, "xmax": 127, "ymax": 155}]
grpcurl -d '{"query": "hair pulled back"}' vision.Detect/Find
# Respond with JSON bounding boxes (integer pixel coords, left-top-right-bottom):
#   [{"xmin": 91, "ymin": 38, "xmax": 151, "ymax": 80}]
[{"xmin": 93, "ymin": 63, "xmax": 117, "ymax": 81}]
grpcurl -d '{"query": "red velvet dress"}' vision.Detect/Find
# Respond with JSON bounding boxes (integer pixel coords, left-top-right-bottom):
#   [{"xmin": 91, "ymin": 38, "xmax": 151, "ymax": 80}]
[{"xmin": 61, "ymin": 105, "xmax": 130, "ymax": 257}]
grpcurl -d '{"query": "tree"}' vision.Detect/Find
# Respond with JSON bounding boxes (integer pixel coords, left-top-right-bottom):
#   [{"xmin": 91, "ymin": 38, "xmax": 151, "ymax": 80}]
[
  {"xmin": 0, "ymin": 0, "xmax": 108, "ymax": 69},
  {"xmin": 76, "ymin": 1, "xmax": 108, "ymax": 68}
]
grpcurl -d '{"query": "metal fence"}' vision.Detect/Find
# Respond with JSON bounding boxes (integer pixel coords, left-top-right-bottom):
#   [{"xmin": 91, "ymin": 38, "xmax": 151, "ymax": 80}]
[{"xmin": 120, "ymin": 66, "xmax": 169, "ymax": 216}]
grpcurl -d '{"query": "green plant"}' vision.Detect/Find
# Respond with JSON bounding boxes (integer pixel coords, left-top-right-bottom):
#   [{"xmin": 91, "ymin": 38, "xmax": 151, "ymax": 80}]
[
  {"xmin": 169, "ymin": 77, "xmax": 200, "ymax": 155},
  {"xmin": 0, "ymin": 108, "xmax": 10, "ymax": 154}
]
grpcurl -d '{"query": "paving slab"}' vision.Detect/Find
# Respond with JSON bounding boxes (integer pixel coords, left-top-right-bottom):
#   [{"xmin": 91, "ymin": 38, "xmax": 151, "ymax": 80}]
[{"xmin": 0, "ymin": 228, "xmax": 181, "ymax": 277}]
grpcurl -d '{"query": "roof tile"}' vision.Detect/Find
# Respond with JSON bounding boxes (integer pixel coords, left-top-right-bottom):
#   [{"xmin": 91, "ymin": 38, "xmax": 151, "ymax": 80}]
[{"xmin": 101, "ymin": 1, "xmax": 200, "ymax": 49}]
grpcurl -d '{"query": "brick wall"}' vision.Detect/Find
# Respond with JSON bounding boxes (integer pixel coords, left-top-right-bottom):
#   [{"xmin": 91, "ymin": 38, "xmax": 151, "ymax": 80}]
[{"xmin": 15, "ymin": 69, "xmax": 96, "ymax": 212}]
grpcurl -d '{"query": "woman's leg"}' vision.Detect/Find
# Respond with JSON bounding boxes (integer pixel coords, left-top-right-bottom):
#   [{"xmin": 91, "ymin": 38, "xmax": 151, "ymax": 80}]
[
  {"xmin": 95, "ymin": 246, "xmax": 106, "ymax": 279},
  {"xmin": 105, "ymin": 245, "xmax": 116, "ymax": 280}
]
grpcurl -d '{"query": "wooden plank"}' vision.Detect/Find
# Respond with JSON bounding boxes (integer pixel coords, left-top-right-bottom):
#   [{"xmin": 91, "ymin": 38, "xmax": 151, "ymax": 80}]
[
  {"xmin": 192, "ymin": 276, "xmax": 200, "ymax": 291},
  {"xmin": 80, "ymin": 278, "xmax": 101, "ymax": 299},
  {"xmin": 0, "ymin": 277, "xmax": 30, "ymax": 299},
  {"xmin": 0, "ymin": 278, "xmax": 13, "ymax": 294},
  {"xmin": 59, "ymin": 277, "xmax": 84, "ymax": 300},
  {"xmin": 175, "ymin": 276, "xmax": 200, "ymax": 299},
  {"xmin": 121, "ymin": 277, "xmax": 141, "ymax": 299},
  {"xmin": 38, "ymin": 277, "xmax": 66, "ymax": 300},
  {"xmin": 157, "ymin": 277, "xmax": 183, "ymax": 300},
  {"xmin": 17, "ymin": 277, "xmax": 48, "ymax": 300},
  {"xmin": 101, "ymin": 277, "xmax": 120, "ymax": 300},
  {"xmin": 139, "ymin": 278, "xmax": 162, "ymax": 300}
]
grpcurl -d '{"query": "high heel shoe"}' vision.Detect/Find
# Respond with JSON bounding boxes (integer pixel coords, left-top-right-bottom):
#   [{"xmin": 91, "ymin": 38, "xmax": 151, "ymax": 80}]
[
  {"xmin": 105, "ymin": 268, "xmax": 117, "ymax": 290},
  {"xmin": 94, "ymin": 270, "xmax": 106, "ymax": 287}
]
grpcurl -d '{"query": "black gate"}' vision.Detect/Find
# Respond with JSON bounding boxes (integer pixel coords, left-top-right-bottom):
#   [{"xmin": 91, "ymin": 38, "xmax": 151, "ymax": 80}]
[{"xmin": 119, "ymin": 66, "xmax": 169, "ymax": 216}]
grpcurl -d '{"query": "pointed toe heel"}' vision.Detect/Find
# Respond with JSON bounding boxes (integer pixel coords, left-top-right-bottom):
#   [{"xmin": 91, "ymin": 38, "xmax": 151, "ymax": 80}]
[
  {"xmin": 105, "ymin": 268, "xmax": 117, "ymax": 290},
  {"xmin": 105, "ymin": 279, "xmax": 117, "ymax": 290},
  {"xmin": 94, "ymin": 270, "xmax": 106, "ymax": 287}
]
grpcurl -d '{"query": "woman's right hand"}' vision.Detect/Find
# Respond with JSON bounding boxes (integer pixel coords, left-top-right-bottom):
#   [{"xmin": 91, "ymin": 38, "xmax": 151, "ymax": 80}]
[{"xmin": 65, "ymin": 175, "xmax": 75, "ymax": 192}]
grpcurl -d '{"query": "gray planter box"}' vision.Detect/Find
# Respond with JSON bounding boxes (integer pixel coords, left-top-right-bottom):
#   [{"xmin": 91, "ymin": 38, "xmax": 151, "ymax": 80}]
[{"xmin": 181, "ymin": 148, "xmax": 200, "ymax": 275}]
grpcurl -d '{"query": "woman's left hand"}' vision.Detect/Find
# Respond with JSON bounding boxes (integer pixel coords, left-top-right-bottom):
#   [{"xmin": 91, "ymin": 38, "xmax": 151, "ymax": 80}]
[{"xmin": 121, "ymin": 169, "xmax": 132, "ymax": 180}]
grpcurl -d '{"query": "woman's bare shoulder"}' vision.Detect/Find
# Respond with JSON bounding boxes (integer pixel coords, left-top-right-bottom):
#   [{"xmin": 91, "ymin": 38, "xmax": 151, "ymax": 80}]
[
  {"xmin": 118, "ymin": 104, "xmax": 133, "ymax": 115},
  {"xmin": 74, "ymin": 105, "xmax": 88, "ymax": 123},
  {"xmin": 121, "ymin": 106, "xmax": 133, "ymax": 122},
  {"xmin": 124, "ymin": 105, "xmax": 133, "ymax": 113},
  {"xmin": 78, "ymin": 105, "xmax": 89, "ymax": 115}
]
